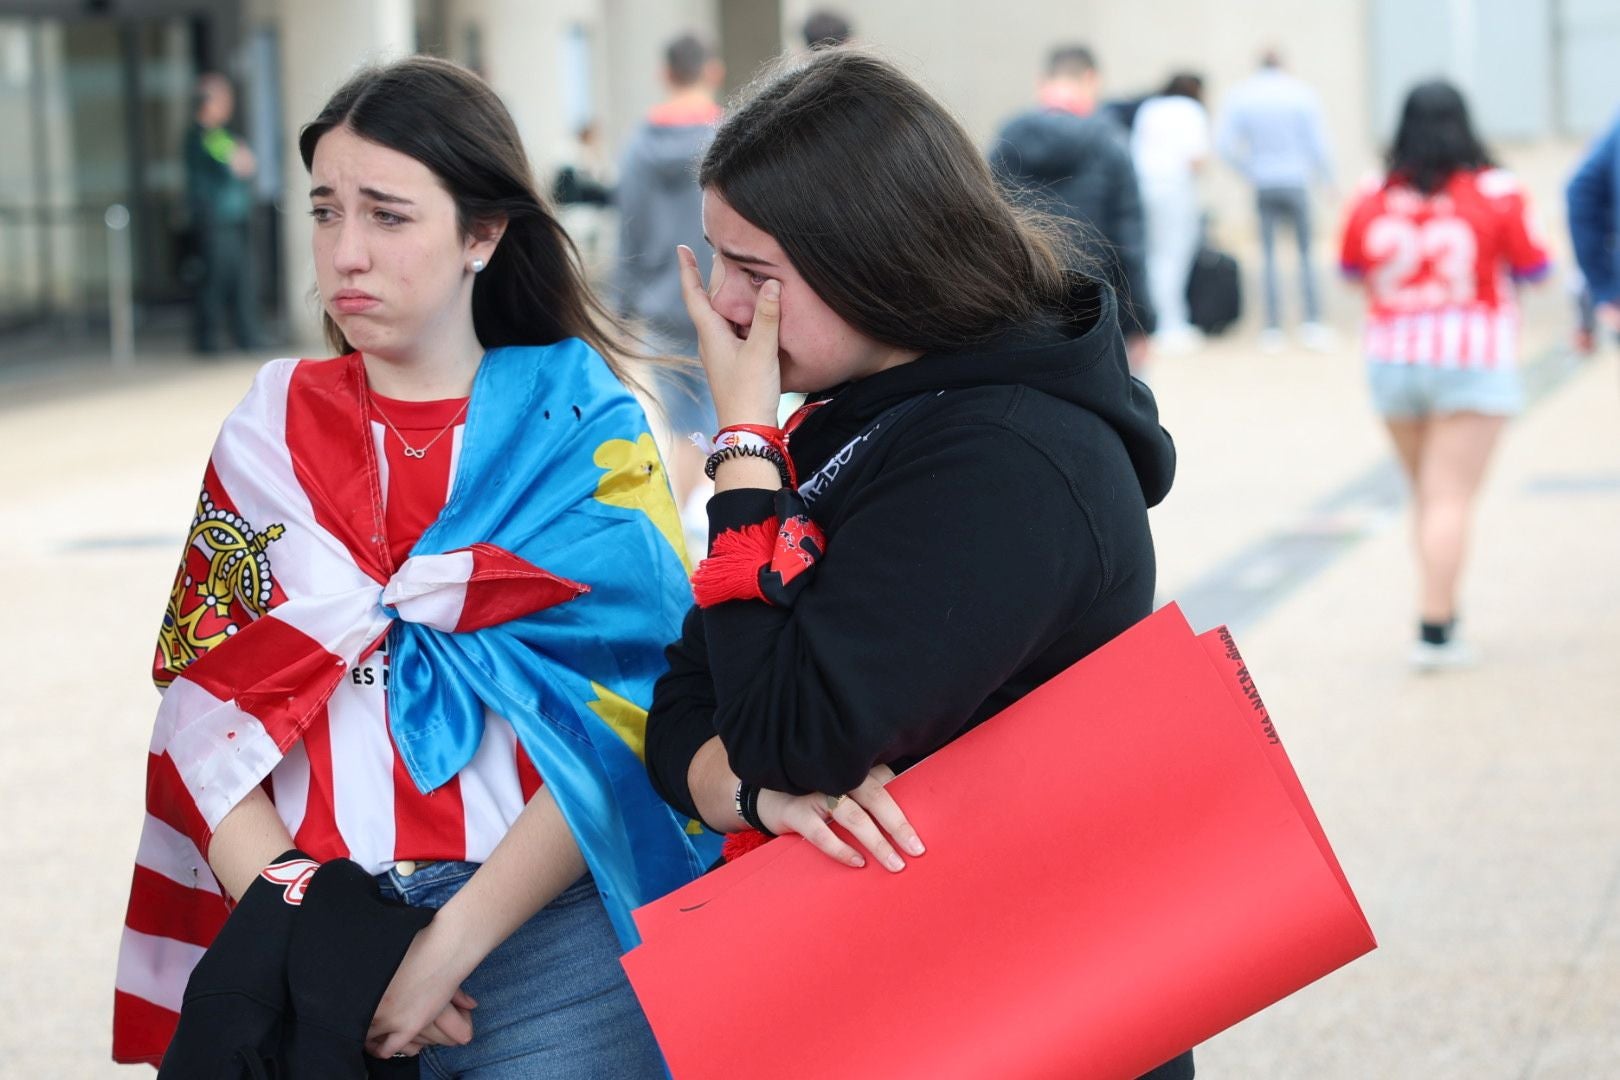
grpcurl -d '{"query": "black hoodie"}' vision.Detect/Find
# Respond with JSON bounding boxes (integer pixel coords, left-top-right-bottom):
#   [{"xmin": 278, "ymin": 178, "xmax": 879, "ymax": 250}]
[{"xmin": 645, "ymin": 277, "xmax": 1175, "ymax": 805}]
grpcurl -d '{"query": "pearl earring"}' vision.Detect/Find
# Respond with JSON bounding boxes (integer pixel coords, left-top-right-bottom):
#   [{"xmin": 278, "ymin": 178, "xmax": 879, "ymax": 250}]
[{"xmin": 470, "ymin": 258, "xmax": 486, "ymax": 273}]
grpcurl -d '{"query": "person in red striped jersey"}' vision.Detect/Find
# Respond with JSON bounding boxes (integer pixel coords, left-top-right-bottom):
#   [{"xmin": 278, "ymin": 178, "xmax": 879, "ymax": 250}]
[
  {"xmin": 122, "ymin": 58, "xmax": 692, "ymax": 1077},
  {"xmin": 1339, "ymin": 80, "xmax": 1549, "ymax": 670}
]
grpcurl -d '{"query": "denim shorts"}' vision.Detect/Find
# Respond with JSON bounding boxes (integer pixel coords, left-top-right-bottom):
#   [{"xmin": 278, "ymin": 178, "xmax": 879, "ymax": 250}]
[
  {"xmin": 375, "ymin": 862, "xmax": 665, "ymax": 1079},
  {"xmin": 1366, "ymin": 359, "xmax": 1523, "ymax": 419}
]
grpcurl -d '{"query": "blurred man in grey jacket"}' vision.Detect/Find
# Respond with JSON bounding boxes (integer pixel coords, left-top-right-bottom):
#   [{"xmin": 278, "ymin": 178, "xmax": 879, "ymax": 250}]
[
  {"xmin": 616, "ymin": 33, "xmax": 723, "ymax": 356},
  {"xmin": 614, "ymin": 33, "xmax": 725, "ymax": 545}
]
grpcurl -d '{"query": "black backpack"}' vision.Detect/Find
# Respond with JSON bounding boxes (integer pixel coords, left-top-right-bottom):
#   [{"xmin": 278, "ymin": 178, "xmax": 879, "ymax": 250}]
[{"xmin": 1185, "ymin": 244, "xmax": 1242, "ymax": 336}]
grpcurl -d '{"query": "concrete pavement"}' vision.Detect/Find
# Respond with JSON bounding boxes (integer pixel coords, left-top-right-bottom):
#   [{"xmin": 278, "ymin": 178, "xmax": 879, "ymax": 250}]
[{"xmin": 1, "ymin": 310, "xmax": 1616, "ymax": 1075}]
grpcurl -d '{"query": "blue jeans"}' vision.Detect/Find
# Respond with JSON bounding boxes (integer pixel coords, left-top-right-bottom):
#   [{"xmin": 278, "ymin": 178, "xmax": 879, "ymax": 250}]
[
  {"xmin": 1256, "ymin": 185, "xmax": 1321, "ymax": 328},
  {"xmin": 376, "ymin": 862, "xmax": 665, "ymax": 1079}
]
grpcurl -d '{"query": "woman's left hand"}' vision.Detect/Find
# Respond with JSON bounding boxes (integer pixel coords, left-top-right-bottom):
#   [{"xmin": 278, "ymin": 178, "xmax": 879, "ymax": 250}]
[
  {"xmin": 755, "ymin": 765, "xmax": 926, "ymax": 872},
  {"xmin": 365, "ymin": 918, "xmax": 480, "ymax": 1058}
]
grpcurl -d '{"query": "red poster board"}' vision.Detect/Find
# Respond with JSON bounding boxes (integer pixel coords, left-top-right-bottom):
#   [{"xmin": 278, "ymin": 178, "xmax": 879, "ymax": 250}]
[{"xmin": 623, "ymin": 604, "xmax": 1375, "ymax": 1079}]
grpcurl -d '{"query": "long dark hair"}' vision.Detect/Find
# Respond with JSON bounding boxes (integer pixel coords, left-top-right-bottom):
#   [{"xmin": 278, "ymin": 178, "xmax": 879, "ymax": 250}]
[
  {"xmin": 1388, "ymin": 79, "xmax": 1494, "ymax": 195},
  {"xmin": 699, "ymin": 49, "xmax": 1074, "ymax": 353},
  {"xmin": 298, "ymin": 56, "xmax": 643, "ymax": 384}
]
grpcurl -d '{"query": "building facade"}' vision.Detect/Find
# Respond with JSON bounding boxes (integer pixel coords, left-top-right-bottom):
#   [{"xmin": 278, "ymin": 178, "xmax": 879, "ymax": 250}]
[{"xmin": 2, "ymin": 0, "xmax": 1616, "ymax": 362}]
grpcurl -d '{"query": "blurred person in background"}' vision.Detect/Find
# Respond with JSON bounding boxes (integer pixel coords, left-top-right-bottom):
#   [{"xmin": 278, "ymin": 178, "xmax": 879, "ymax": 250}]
[
  {"xmin": 645, "ymin": 47, "xmax": 1188, "ymax": 1080},
  {"xmin": 1565, "ymin": 107, "xmax": 1620, "ymax": 348},
  {"xmin": 185, "ymin": 72, "xmax": 262, "ymax": 354},
  {"xmin": 615, "ymin": 32, "xmax": 726, "ymax": 550},
  {"xmin": 1132, "ymin": 72, "xmax": 1210, "ymax": 355},
  {"xmin": 116, "ymin": 57, "xmax": 705, "ymax": 1077},
  {"xmin": 802, "ymin": 9, "xmax": 854, "ymax": 48},
  {"xmin": 991, "ymin": 44, "xmax": 1156, "ymax": 372},
  {"xmin": 1339, "ymin": 80, "xmax": 1549, "ymax": 670},
  {"xmin": 551, "ymin": 119, "xmax": 615, "ymax": 275},
  {"xmin": 1217, "ymin": 49, "xmax": 1335, "ymax": 352}
]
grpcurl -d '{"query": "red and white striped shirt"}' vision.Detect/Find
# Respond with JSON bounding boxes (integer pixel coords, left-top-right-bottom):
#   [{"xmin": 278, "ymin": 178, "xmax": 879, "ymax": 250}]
[
  {"xmin": 267, "ymin": 391, "xmax": 542, "ymax": 872},
  {"xmin": 1339, "ymin": 167, "xmax": 1550, "ymax": 369}
]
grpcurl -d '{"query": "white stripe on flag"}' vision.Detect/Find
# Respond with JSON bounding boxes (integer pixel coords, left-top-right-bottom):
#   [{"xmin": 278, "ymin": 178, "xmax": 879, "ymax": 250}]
[
  {"xmin": 459, "ymin": 711, "xmax": 527, "ymax": 863},
  {"xmin": 382, "ymin": 550, "xmax": 475, "ymax": 632},
  {"xmin": 134, "ymin": 813, "xmax": 221, "ymax": 894},
  {"xmin": 327, "ymin": 679, "xmax": 398, "ymax": 873},
  {"xmin": 161, "ymin": 678, "xmax": 287, "ymax": 831},
  {"xmin": 267, "ymin": 586, "xmax": 392, "ymax": 666},
  {"xmin": 114, "ymin": 927, "xmax": 207, "ymax": 1014},
  {"xmin": 211, "ymin": 359, "xmax": 377, "ymax": 601}
]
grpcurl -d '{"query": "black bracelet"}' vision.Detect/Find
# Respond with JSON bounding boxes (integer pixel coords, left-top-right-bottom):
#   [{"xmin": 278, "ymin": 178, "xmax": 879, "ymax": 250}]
[
  {"xmin": 704, "ymin": 443, "xmax": 792, "ymax": 487},
  {"xmin": 734, "ymin": 781, "xmax": 776, "ymax": 837}
]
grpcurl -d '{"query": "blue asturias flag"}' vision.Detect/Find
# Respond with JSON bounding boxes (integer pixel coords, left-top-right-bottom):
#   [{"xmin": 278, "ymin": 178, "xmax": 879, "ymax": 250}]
[{"xmin": 390, "ymin": 340, "xmax": 718, "ymax": 946}]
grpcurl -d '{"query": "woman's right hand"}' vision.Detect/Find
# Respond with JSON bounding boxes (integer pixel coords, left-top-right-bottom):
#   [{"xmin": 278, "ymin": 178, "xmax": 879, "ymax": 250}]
[
  {"xmin": 675, "ymin": 244, "xmax": 783, "ymax": 427},
  {"xmin": 755, "ymin": 765, "xmax": 926, "ymax": 872}
]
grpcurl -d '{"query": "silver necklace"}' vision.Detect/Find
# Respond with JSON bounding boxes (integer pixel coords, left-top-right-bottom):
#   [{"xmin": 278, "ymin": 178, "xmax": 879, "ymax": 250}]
[{"xmin": 371, "ymin": 398, "xmax": 470, "ymax": 459}]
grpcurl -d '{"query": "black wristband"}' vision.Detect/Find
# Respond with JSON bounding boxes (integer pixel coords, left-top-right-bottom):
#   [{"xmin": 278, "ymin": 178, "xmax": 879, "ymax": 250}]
[
  {"xmin": 705, "ymin": 443, "xmax": 792, "ymax": 486},
  {"xmin": 735, "ymin": 781, "xmax": 776, "ymax": 837}
]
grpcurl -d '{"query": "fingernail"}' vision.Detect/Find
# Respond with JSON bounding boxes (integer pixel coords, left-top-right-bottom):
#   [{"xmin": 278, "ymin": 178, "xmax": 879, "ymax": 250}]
[
  {"xmin": 884, "ymin": 853, "xmax": 905, "ymax": 872},
  {"xmin": 905, "ymin": 837, "xmax": 925, "ymax": 856},
  {"xmin": 762, "ymin": 280, "xmax": 780, "ymax": 300},
  {"xmin": 849, "ymin": 854, "xmax": 865, "ymax": 868}
]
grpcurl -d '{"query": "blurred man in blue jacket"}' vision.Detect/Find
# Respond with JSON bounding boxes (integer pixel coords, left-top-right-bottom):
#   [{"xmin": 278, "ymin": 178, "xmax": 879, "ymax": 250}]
[
  {"xmin": 1567, "ymin": 111, "xmax": 1620, "ymax": 339},
  {"xmin": 1216, "ymin": 50, "xmax": 1335, "ymax": 352}
]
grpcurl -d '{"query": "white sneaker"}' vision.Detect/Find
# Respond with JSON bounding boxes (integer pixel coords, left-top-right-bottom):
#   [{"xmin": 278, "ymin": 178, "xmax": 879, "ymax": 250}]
[
  {"xmin": 1258, "ymin": 328, "xmax": 1287, "ymax": 354},
  {"xmin": 1409, "ymin": 638, "xmax": 1478, "ymax": 672},
  {"xmin": 1154, "ymin": 326, "xmax": 1203, "ymax": 355},
  {"xmin": 1300, "ymin": 322, "xmax": 1337, "ymax": 352}
]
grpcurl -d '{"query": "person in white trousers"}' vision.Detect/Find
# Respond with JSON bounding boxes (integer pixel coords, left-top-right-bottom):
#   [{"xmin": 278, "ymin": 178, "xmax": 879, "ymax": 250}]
[{"xmin": 1133, "ymin": 72, "xmax": 1210, "ymax": 354}]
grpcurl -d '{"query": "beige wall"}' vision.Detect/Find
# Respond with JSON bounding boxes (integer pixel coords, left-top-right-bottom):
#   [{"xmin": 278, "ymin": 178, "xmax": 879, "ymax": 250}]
[
  {"xmin": 264, "ymin": 0, "xmax": 1585, "ymax": 342},
  {"xmin": 446, "ymin": 0, "xmax": 598, "ymax": 182},
  {"xmin": 599, "ymin": 0, "xmax": 717, "ymax": 166},
  {"xmin": 274, "ymin": 0, "xmax": 415, "ymax": 350},
  {"xmin": 826, "ymin": 0, "xmax": 1373, "ymax": 254}
]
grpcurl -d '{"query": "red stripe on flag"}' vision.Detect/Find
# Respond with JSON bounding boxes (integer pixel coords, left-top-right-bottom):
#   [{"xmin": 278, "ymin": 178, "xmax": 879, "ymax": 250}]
[
  {"xmin": 456, "ymin": 543, "xmax": 589, "ymax": 632},
  {"xmin": 147, "ymin": 752, "xmax": 213, "ymax": 854},
  {"xmin": 112, "ymin": 989, "xmax": 179, "ymax": 1066},
  {"xmin": 180, "ymin": 615, "xmax": 349, "ymax": 751},
  {"xmin": 393, "ymin": 746, "xmax": 468, "ymax": 861},
  {"xmin": 516, "ymin": 743, "xmax": 544, "ymax": 802},
  {"xmin": 285, "ymin": 356, "xmax": 391, "ymax": 581},
  {"xmin": 125, "ymin": 865, "xmax": 230, "ymax": 947},
  {"xmin": 292, "ymin": 704, "xmax": 350, "ymax": 862}
]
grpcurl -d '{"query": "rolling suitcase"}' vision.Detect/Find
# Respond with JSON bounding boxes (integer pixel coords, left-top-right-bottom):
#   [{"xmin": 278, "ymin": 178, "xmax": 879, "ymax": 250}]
[{"xmin": 1186, "ymin": 245, "xmax": 1242, "ymax": 336}]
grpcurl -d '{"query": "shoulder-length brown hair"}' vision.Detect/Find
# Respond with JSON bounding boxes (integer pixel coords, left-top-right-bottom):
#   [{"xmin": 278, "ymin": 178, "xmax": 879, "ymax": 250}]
[
  {"xmin": 700, "ymin": 49, "xmax": 1076, "ymax": 353},
  {"xmin": 299, "ymin": 56, "xmax": 644, "ymax": 384}
]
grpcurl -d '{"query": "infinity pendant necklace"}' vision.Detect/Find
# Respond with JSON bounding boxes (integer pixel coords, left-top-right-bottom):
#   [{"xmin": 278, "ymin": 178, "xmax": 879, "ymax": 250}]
[{"xmin": 372, "ymin": 398, "xmax": 470, "ymax": 459}]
